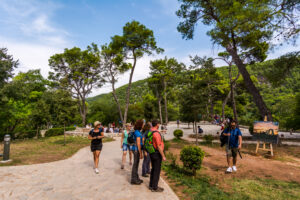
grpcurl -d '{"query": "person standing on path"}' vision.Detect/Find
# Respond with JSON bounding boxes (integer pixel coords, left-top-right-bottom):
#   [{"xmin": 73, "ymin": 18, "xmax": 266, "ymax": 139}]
[
  {"xmin": 88, "ymin": 121, "xmax": 105, "ymax": 174},
  {"xmin": 149, "ymin": 120, "xmax": 166, "ymax": 192},
  {"xmin": 223, "ymin": 120, "xmax": 242, "ymax": 173},
  {"xmin": 131, "ymin": 119, "xmax": 144, "ymax": 185},
  {"xmin": 142, "ymin": 123, "xmax": 151, "ymax": 177},
  {"xmin": 121, "ymin": 123, "xmax": 133, "ymax": 169}
]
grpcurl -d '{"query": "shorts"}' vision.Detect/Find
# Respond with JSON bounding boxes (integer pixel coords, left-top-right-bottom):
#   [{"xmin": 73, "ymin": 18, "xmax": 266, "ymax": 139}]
[
  {"xmin": 226, "ymin": 145, "xmax": 238, "ymax": 158},
  {"xmin": 91, "ymin": 144, "xmax": 103, "ymax": 152},
  {"xmin": 122, "ymin": 143, "xmax": 134, "ymax": 151}
]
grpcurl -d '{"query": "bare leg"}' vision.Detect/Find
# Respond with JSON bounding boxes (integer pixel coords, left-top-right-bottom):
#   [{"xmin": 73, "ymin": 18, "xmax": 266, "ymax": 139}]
[
  {"xmin": 227, "ymin": 156, "xmax": 232, "ymax": 167},
  {"xmin": 122, "ymin": 151, "xmax": 127, "ymax": 166},
  {"xmin": 129, "ymin": 150, "xmax": 133, "ymax": 165},
  {"xmin": 93, "ymin": 152, "xmax": 96, "ymax": 168},
  {"xmin": 95, "ymin": 150, "xmax": 101, "ymax": 168},
  {"xmin": 233, "ymin": 156, "xmax": 237, "ymax": 166}
]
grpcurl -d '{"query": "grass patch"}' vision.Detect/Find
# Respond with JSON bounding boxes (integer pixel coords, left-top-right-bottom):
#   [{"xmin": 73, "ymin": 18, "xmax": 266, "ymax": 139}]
[
  {"xmin": 163, "ymin": 163, "xmax": 300, "ymax": 200},
  {"xmin": 0, "ymin": 136, "xmax": 114, "ymax": 166}
]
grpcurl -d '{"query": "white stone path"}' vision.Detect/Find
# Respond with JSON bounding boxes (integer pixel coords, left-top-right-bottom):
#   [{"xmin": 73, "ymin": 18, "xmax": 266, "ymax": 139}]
[{"xmin": 0, "ymin": 138, "xmax": 178, "ymax": 200}]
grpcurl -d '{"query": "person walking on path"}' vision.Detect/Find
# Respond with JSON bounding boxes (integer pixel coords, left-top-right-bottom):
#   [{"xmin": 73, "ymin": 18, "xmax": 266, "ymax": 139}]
[
  {"xmin": 149, "ymin": 120, "xmax": 166, "ymax": 192},
  {"xmin": 131, "ymin": 119, "xmax": 144, "ymax": 185},
  {"xmin": 142, "ymin": 123, "xmax": 151, "ymax": 177},
  {"xmin": 88, "ymin": 121, "xmax": 105, "ymax": 174},
  {"xmin": 121, "ymin": 123, "xmax": 133, "ymax": 169},
  {"xmin": 223, "ymin": 120, "xmax": 242, "ymax": 173}
]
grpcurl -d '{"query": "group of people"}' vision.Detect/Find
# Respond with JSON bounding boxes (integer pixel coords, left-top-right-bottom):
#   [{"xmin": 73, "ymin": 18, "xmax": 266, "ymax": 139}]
[{"xmin": 88, "ymin": 119, "xmax": 166, "ymax": 192}]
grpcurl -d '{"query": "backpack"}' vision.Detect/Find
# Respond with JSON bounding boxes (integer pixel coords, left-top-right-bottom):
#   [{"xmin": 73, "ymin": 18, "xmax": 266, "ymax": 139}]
[
  {"xmin": 127, "ymin": 130, "xmax": 136, "ymax": 146},
  {"xmin": 144, "ymin": 131, "xmax": 160, "ymax": 154},
  {"xmin": 220, "ymin": 130, "xmax": 228, "ymax": 147}
]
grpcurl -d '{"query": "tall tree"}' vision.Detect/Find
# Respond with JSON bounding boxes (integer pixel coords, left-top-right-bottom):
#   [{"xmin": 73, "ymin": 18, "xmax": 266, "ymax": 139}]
[
  {"xmin": 111, "ymin": 20, "xmax": 163, "ymax": 124},
  {"xmin": 149, "ymin": 57, "xmax": 184, "ymax": 124},
  {"xmin": 176, "ymin": 0, "xmax": 300, "ymax": 120},
  {"xmin": 49, "ymin": 44, "xmax": 104, "ymax": 126},
  {"xmin": 101, "ymin": 43, "xmax": 129, "ymax": 124}
]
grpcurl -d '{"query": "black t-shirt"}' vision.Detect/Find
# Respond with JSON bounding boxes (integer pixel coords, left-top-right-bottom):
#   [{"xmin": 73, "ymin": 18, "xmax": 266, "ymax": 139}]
[{"xmin": 89, "ymin": 128, "xmax": 103, "ymax": 145}]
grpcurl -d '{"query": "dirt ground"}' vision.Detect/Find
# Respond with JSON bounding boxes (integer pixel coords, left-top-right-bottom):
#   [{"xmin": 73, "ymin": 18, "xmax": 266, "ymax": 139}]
[{"xmin": 167, "ymin": 143, "xmax": 300, "ymax": 189}]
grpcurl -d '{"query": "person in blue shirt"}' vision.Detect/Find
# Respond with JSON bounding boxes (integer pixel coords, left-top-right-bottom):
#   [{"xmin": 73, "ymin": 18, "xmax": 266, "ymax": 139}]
[
  {"xmin": 131, "ymin": 119, "xmax": 144, "ymax": 185},
  {"xmin": 223, "ymin": 120, "xmax": 242, "ymax": 173}
]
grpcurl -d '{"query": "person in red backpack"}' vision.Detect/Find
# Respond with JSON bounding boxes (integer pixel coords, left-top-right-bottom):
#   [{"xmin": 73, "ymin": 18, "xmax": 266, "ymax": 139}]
[{"xmin": 149, "ymin": 120, "xmax": 166, "ymax": 192}]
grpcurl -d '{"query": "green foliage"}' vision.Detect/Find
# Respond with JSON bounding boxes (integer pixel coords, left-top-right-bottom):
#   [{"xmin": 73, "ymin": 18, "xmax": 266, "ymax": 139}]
[
  {"xmin": 49, "ymin": 43, "xmax": 104, "ymax": 125},
  {"xmin": 180, "ymin": 145, "xmax": 205, "ymax": 176},
  {"xmin": 45, "ymin": 127, "xmax": 76, "ymax": 137},
  {"xmin": 173, "ymin": 129, "xmax": 183, "ymax": 139},
  {"xmin": 203, "ymin": 134, "xmax": 214, "ymax": 144},
  {"xmin": 14, "ymin": 130, "xmax": 40, "ymax": 140},
  {"xmin": 163, "ymin": 162, "xmax": 300, "ymax": 200},
  {"xmin": 166, "ymin": 152, "xmax": 177, "ymax": 167}
]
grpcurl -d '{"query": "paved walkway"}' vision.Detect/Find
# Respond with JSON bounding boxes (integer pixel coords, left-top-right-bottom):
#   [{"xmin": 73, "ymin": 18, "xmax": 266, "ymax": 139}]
[{"xmin": 0, "ymin": 138, "xmax": 178, "ymax": 200}]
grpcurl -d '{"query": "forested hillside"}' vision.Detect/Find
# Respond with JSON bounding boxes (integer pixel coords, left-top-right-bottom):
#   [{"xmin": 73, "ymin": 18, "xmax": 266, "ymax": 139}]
[{"xmin": 87, "ymin": 58, "xmax": 300, "ymax": 130}]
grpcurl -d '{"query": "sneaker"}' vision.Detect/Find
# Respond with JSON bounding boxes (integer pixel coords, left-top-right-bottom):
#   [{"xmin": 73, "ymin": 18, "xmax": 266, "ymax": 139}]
[
  {"xmin": 142, "ymin": 174, "xmax": 149, "ymax": 177},
  {"xmin": 138, "ymin": 179, "xmax": 143, "ymax": 183},
  {"xmin": 226, "ymin": 167, "xmax": 232, "ymax": 173},
  {"xmin": 232, "ymin": 166, "xmax": 237, "ymax": 172},
  {"xmin": 151, "ymin": 187, "xmax": 164, "ymax": 192},
  {"xmin": 94, "ymin": 168, "xmax": 99, "ymax": 174}
]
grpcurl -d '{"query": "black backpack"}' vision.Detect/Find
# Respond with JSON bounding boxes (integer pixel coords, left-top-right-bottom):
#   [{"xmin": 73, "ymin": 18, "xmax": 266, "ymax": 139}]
[
  {"xmin": 127, "ymin": 130, "xmax": 136, "ymax": 145},
  {"xmin": 220, "ymin": 130, "xmax": 228, "ymax": 147}
]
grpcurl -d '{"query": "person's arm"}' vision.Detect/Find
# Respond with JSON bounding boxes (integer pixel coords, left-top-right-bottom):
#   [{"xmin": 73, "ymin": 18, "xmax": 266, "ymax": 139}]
[
  {"xmin": 88, "ymin": 131, "xmax": 96, "ymax": 140},
  {"xmin": 136, "ymin": 137, "xmax": 143, "ymax": 159},
  {"xmin": 97, "ymin": 130, "xmax": 105, "ymax": 139},
  {"xmin": 157, "ymin": 144, "xmax": 166, "ymax": 161},
  {"xmin": 238, "ymin": 130, "xmax": 242, "ymax": 149},
  {"xmin": 223, "ymin": 128, "xmax": 230, "ymax": 136},
  {"xmin": 121, "ymin": 131, "xmax": 124, "ymax": 148}
]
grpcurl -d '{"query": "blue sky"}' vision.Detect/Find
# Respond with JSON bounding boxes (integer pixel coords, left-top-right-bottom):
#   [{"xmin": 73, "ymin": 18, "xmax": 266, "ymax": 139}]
[{"xmin": 0, "ymin": 0, "xmax": 299, "ymax": 96}]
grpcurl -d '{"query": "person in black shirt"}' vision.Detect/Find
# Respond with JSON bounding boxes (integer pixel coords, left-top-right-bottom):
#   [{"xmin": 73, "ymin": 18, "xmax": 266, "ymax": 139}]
[{"xmin": 88, "ymin": 121, "xmax": 105, "ymax": 174}]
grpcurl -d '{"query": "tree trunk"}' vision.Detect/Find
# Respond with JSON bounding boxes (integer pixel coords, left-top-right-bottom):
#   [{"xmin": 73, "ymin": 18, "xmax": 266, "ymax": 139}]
[
  {"xmin": 222, "ymin": 91, "xmax": 231, "ymax": 120},
  {"xmin": 226, "ymin": 45, "xmax": 272, "ymax": 120},
  {"xmin": 231, "ymin": 86, "xmax": 239, "ymax": 125},
  {"xmin": 156, "ymin": 86, "xmax": 163, "ymax": 124},
  {"xmin": 36, "ymin": 127, "xmax": 39, "ymax": 138},
  {"xmin": 64, "ymin": 123, "xmax": 66, "ymax": 146},
  {"xmin": 195, "ymin": 121, "xmax": 198, "ymax": 146},
  {"xmin": 112, "ymin": 79, "xmax": 124, "ymax": 124},
  {"xmin": 123, "ymin": 56, "xmax": 137, "ymax": 125},
  {"xmin": 163, "ymin": 78, "xmax": 168, "ymax": 125}
]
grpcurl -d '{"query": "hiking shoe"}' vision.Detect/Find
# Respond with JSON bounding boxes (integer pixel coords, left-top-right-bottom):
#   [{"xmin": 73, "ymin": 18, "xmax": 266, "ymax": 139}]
[
  {"xmin": 131, "ymin": 180, "xmax": 142, "ymax": 185},
  {"xmin": 121, "ymin": 165, "xmax": 124, "ymax": 169},
  {"xmin": 151, "ymin": 187, "xmax": 164, "ymax": 192},
  {"xmin": 138, "ymin": 179, "xmax": 143, "ymax": 183},
  {"xmin": 94, "ymin": 168, "xmax": 99, "ymax": 174},
  {"xmin": 232, "ymin": 166, "xmax": 237, "ymax": 172},
  {"xmin": 226, "ymin": 167, "xmax": 232, "ymax": 173},
  {"xmin": 142, "ymin": 174, "xmax": 149, "ymax": 177}
]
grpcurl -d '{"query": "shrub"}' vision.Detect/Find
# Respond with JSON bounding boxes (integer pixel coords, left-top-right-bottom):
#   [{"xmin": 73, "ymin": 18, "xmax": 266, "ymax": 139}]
[
  {"xmin": 166, "ymin": 152, "xmax": 177, "ymax": 167},
  {"xmin": 45, "ymin": 127, "xmax": 76, "ymax": 137},
  {"xmin": 14, "ymin": 130, "xmax": 38, "ymax": 139},
  {"xmin": 164, "ymin": 140, "xmax": 170, "ymax": 151},
  {"xmin": 173, "ymin": 129, "xmax": 183, "ymax": 139},
  {"xmin": 180, "ymin": 146, "xmax": 205, "ymax": 176},
  {"xmin": 203, "ymin": 134, "xmax": 214, "ymax": 144}
]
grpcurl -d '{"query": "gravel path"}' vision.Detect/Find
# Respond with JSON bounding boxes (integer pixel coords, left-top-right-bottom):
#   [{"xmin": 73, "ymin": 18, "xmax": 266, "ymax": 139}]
[{"xmin": 0, "ymin": 138, "xmax": 178, "ymax": 200}]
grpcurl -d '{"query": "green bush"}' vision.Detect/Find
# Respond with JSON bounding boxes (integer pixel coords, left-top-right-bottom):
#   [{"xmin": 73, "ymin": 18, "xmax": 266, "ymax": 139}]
[
  {"xmin": 203, "ymin": 134, "xmax": 214, "ymax": 144},
  {"xmin": 180, "ymin": 146, "xmax": 205, "ymax": 176},
  {"xmin": 45, "ymin": 127, "xmax": 76, "ymax": 137},
  {"xmin": 173, "ymin": 129, "xmax": 183, "ymax": 139},
  {"xmin": 166, "ymin": 152, "xmax": 177, "ymax": 167},
  {"xmin": 14, "ymin": 130, "xmax": 38, "ymax": 139}
]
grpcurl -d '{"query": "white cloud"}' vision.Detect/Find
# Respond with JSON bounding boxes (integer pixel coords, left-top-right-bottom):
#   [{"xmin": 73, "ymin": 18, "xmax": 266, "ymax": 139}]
[{"xmin": 0, "ymin": 36, "xmax": 65, "ymax": 78}]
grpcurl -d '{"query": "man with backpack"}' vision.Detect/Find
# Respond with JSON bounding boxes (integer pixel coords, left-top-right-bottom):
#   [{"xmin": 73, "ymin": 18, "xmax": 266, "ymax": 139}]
[
  {"xmin": 223, "ymin": 120, "xmax": 242, "ymax": 173},
  {"xmin": 144, "ymin": 120, "xmax": 166, "ymax": 192}
]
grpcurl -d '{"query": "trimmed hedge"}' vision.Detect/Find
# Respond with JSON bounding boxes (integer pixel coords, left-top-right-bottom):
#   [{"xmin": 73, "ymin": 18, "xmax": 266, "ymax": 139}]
[
  {"xmin": 203, "ymin": 134, "xmax": 214, "ymax": 144},
  {"xmin": 173, "ymin": 129, "xmax": 183, "ymax": 139},
  {"xmin": 45, "ymin": 127, "xmax": 76, "ymax": 137}
]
